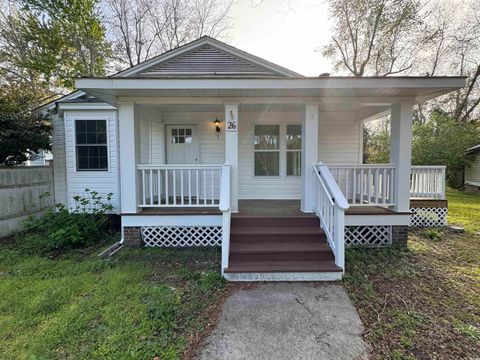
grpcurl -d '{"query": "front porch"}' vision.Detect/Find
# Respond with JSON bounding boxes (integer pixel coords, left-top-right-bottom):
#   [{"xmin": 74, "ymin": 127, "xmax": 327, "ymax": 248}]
[{"xmin": 114, "ymin": 99, "xmax": 447, "ymax": 280}]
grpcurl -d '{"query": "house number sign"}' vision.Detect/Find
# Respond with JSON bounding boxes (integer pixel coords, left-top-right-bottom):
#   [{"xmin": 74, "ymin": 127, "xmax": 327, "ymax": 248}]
[{"xmin": 227, "ymin": 110, "xmax": 237, "ymax": 132}]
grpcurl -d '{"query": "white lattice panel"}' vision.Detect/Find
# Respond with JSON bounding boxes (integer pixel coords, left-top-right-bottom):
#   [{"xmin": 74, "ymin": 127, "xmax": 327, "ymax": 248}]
[
  {"xmin": 410, "ymin": 207, "xmax": 447, "ymax": 227},
  {"xmin": 142, "ymin": 226, "xmax": 222, "ymax": 247},
  {"xmin": 345, "ymin": 226, "xmax": 392, "ymax": 246}
]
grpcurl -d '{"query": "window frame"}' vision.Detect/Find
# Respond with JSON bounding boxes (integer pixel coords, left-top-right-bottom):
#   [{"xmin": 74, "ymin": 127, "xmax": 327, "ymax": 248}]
[
  {"xmin": 285, "ymin": 124, "xmax": 302, "ymax": 177},
  {"xmin": 74, "ymin": 118, "xmax": 109, "ymax": 172},
  {"xmin": 253, "ymin": 124, "xmax": 281, "ymax": 177}
]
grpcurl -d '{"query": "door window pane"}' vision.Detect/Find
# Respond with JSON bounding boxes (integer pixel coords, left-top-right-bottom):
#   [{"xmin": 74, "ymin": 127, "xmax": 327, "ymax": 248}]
[{"xmin": 255, "ymin": 152, "xmax": 280, "ymax": 176}]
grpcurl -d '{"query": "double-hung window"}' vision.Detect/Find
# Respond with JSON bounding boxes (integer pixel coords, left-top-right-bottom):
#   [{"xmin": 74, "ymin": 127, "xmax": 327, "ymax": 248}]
[
  {"xmin": 75, "ymin": 120, "xmax": 108, "ymax": 171},
  {"xmin": 286, "ymin": 125, "xmax": 302, "ymax": 176},
  {"xmin": 254, "ymin": 125, "xmax": 280, "ymax": 176}
]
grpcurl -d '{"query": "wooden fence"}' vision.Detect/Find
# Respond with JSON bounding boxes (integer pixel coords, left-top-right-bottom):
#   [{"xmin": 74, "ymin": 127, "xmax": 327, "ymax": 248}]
[{"xmin": 0, "ymin": 166, "xmax": 54, "ymax": 238}]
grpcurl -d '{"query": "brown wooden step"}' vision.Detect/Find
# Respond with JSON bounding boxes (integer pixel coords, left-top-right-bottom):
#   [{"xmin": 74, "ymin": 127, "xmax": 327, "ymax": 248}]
[
  {"xmin": 231, "ymin": 216, "xmax": 319, "ymax": 228},
  {"xmin": 230, "ymin": 241, "xmax": 331, "ymax": 253},
  {"xmin": 229, "ymin": 251, "xmax": 334, "ymax": 262},
  {"xmin": 230, "ymin": 226, "xmax": 324, "ymax": 236},
  {"xmin": 224, "ymin": 260, "xmax": 342, "ymax": 273}
]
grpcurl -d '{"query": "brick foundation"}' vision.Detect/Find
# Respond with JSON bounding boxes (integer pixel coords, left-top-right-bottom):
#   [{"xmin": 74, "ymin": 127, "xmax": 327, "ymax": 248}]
[
  {"xmin": 123, "ymin": 226, "xmax": 142, "ymax": 247},
  {"xmin": 465, "ymin": 183, "xmax": 480, "ymax": 194},
  {"xmin": 391, "ymin": 225, "xmax": 408, "ymax": 246}
]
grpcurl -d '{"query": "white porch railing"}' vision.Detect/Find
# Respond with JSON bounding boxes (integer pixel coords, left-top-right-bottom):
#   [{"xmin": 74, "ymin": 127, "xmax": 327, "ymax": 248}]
[
  {"xmin": 138, "ymin": 164, "xmax": 222, "ymax": 207},
  {"xmin": 314, "ymin": 163, "xmax": 349, "ymax": 272},
  {"xmin": 219, "ymin": 165, "xmax": 231, "ymax": 274},
  {"xmin": 410, "ymin": 166, "xmax": 446, "ymax": 199},
  {"xmin": 329, "ymin": 164, "xmax": 396, "ymax": 206}
]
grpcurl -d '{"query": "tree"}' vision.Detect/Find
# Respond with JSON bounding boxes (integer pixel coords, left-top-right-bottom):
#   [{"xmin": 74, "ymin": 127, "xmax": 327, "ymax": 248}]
[
  {"xmin": 0, "ymin": 0, "xmax": 111, "ymax": 101},
  {"xmin": 363, "ymin": 119, "xmax": 390, "ymax": 163},
  {"xmin": 363, "ymin": 111, "xmax": 480, "ymax": 188},
  {"xmin": 104, "ymin": 0, "xmax": 233, "ymax": 68},
  {"xmin": 412, "ymin": 111, "xmax": 480, "ymax": 187},
  {"xmin": 0, "ymin": 86, "xmax": 51, "ymax": 166},
  {"xmin": 323, "ymin": 0, "xmax": 480, "ymax": 122},
  {"xmin": 322, "ymin": 0, "xmax": 422, "ymax": 76}
]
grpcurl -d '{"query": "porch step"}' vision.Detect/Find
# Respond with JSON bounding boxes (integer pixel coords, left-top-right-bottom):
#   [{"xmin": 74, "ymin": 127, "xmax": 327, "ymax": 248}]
[
  {"xmin": 231, "ymin": 226, "xmax": 325, "ymax": 236},
  {"xmin": 227, "ymin": 214, "xmax": 341, "ymax": 278},
  {"xmin": 231, "ymin": 215, "xmax": 320, "ymax": 228},
  {"xmin": 224, "ymin": 261, "xmax": 341, "ymax": 273}
]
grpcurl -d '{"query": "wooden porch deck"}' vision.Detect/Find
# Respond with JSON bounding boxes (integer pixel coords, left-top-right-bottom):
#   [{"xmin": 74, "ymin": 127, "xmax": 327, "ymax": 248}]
[{"xmin": 131, "ymin": 199, "xmax": 408, "ymax": 216}]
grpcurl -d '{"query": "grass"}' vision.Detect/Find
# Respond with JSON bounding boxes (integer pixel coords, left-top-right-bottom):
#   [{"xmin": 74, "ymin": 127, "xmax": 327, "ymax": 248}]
[
  {"xmin": 344, "ymin": 189, "xmax": 480, "ymax": 359},
  {"xmin": 0, "ymin": 238, "xmax": 226, "ymax": 359}
]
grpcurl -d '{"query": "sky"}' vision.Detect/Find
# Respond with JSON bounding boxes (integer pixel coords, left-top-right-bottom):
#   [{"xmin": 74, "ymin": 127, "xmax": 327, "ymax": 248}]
[{"xmin": 226, "ymin": 0, "xmax": 334, "ymax": 77}]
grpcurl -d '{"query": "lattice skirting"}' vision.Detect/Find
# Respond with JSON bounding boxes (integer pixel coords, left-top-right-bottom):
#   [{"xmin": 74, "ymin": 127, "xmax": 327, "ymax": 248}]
[
  {"xmin": 141, "ymin": 226, "xmax": 222, "ymax": 247},
  {"xmin": 345, "ymin": 226, "xmax": 392, "ymax": 246},
  {"xmin": 410, "ymin": 207, "xmax": 448, "ymax": 227}
]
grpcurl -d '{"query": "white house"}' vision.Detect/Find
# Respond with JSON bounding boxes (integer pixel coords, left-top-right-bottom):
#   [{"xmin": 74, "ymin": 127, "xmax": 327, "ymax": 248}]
[
  {"xmin": 465, "ymin": 144, "xmax": 480, "ymax": 193},
  {"xmin": 40, "ymin": 36, "xmax": 464, "ymax": 281}
]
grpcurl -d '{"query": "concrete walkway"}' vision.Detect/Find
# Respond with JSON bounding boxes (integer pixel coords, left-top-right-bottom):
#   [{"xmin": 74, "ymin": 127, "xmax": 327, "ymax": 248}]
[{"xmin": 197, "ymin": 283, "xmax": 369, "ymax": 360}]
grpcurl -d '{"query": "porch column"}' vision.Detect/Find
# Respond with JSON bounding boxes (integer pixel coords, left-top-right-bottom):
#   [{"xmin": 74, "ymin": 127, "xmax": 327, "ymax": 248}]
[
  {"xmin": 301, "ymin": 104, "xmax": 319, "ymax": 213},
  {"xmin": 390, "ymin": 100, "xmax": 414, "ymax": 212},
  {"xmin": 225, "ymin": 103, "xmax": 239, "ymax": 212},
  {"xmin": 118, "ymin": 103, "xmax": 140, "ymax": 213}
]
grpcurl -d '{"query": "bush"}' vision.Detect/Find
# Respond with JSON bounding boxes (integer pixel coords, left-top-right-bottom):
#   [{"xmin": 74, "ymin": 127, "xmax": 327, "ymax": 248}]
[{"xmin": 23, "ymin": 189, "xmax": 114, "ymax": 251}]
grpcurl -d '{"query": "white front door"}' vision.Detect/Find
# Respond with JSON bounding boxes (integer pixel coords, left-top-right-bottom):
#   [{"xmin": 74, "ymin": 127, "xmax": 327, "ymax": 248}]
[{"xmin": 166, "ymin": 125, "xmax": 199, "ymax": 164}]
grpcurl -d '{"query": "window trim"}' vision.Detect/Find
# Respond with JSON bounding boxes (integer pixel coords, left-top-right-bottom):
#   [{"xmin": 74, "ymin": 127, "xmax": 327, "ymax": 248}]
[
  {"xmin": 74, "ymin": 118, "xmax": 110, "ymax": 172},
  {"xmin": 253, "ymin": 124, "xmax": 281, "ymax": 177}
]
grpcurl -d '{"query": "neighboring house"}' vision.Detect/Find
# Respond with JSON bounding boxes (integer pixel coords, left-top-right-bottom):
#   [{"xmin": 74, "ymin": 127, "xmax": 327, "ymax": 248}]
[
  {"xmin": 25, "ymin": 150, "xmax": 53, "ymax": 166},
  {"xmin": 38, "ymin": 36, "xmax": 465, "ymax": 281},
  {"xmin": 465, "ymin": 144, "xmax": 480, "ymax": 193}
]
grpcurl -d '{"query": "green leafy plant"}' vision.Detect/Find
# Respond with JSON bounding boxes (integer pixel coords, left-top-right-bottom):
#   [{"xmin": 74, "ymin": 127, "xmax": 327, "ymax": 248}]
[
  {"xmin": 423, "ymin": 228, "xmax": 441, "ymax": 240},
  {"xmin": 23, "ymin": 189, "xmax": 114, "ymax": 251}
]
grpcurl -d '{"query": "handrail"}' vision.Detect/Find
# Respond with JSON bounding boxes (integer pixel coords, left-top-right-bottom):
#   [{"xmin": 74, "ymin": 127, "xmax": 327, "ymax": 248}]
[
  {"xmin": 411, "ymin": 165, "xmax": 447, "ymax": 169},
  {"xmin": 316, "ymin": 163, "xmax": 350, "ymax": 210},
  {"xmin": 219, "ymin": 164, "xmax": 231, "ymax": 275},
  {"xmin": 219, "ymin": 165, "xmax": 231, "ymax": 212},
  {"xmin": 329, "ymin": 163, "xmax": 396, "ymax": 169},
  {"xmin": 313, "ymin": 163, "xmax": 349, "ymax": 273},
  {"xmin": 137, "ymin": 164, "xmax": 222, "ymax": 170}
]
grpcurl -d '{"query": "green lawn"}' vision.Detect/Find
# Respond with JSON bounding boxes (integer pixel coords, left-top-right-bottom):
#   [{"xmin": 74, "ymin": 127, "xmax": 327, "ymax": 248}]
[
  {"xmin": 0, "ymin": 240, "xmax": 225, "ymax": 359},
  {"xmin": 344, "ymin": 190, "xmax": 480, "ymax": 359},
  {"xmin": 445, "ymin": 188, "xmax": 480, "ymax": 233}
]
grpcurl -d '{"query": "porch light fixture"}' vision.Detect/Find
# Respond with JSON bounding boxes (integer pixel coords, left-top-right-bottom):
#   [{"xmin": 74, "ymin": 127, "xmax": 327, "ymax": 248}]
[{"xmin": 213, "ymin": 118, "xmax": 221, "ymax": 133}]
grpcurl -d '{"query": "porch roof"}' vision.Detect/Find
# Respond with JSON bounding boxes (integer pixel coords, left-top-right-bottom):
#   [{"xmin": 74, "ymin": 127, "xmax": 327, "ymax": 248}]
[{"xmin": 76, "ymin": 76, "xmax": 466, "ymax": 107}]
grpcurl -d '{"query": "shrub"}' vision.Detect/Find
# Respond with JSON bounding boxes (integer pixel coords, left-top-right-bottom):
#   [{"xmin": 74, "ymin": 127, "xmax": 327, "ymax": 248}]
[{"xmin": 23, "ymin": 189, "xmax": 114, "ymax": 251}]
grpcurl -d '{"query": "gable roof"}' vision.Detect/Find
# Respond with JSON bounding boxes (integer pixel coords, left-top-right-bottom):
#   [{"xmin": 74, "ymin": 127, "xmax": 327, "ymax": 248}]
[
  {"xmin": 467, "ymin": 144, "xmax": 480, "ymax": 154},
  {"xmin": 115, "ymin": 36, "xmax": 302, "ymax": 78}
]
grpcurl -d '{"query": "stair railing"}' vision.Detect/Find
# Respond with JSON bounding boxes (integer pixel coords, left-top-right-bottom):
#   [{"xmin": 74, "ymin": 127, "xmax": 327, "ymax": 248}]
[
  {"xmin": 219, "ymin": 164, "xmax": 231, "ymax": 275},
  {"xmin": 313, "ymin": 163, "xmax": 350, "ymax": 272}
]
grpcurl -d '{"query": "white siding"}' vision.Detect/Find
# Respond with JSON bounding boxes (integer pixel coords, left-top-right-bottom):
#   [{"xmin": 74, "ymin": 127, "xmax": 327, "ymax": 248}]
[
  {"xmin": 238, "ymin": 111, "xmax": 302, "ymax": 199},
  {"xmin": 52, "ymin": 114, "xmax": 67, "ymax": 205},
  {"xmin": 137, "ymin": 109, "xmax": 362, "ymax": 200},
  {"xmin": 465, "ymin": 152, "xmax": 480, "ymax": 185},
  {"xmin": 138, "ymin": 45, "xmax": 285, "ymax": 77},
  {"xmin": 141, "ymin": 111, "xmax": 225, "ymax": 165},
  {"xmin": 319, "ymin": 111, "xmax": 363, "ymax": 164},
  {"xmin": 64, "ymin": 110, "xmax": 120, "ymax": 212}
]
